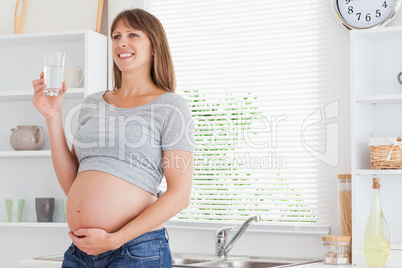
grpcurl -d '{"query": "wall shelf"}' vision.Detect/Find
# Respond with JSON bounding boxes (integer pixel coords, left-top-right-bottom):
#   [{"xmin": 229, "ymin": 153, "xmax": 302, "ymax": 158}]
[
  {"xmin": 0, "ymin": 222, "xmax": 68, "ymax": 228},
  {"xmin": 0, "ymin": 30, "xmax": 88, "ymax": 46},
  {"xmin": 355, "ymin": 169, "xmax": 402, "ymax": 175},
  {"xmin": 0, "ymin": 88, "xmax": 84, "ymax": 101},
  {"xmin": 356, "ymin": 94, "xmax": 402, "ymax": 104},
  {"xmin": 355, "ymin": 244, "xmax": 402, "ymax": 250},
  {"xmin": 0, "ymin": 150, "xmax": 51, "ymax": 158}
]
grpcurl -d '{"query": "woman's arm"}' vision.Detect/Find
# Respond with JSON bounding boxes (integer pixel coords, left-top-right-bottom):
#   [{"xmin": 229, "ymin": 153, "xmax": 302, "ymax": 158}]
[
  {"xmin": 47, "ymin": 114, "xmax": 79, "ymax": 195},
  {"xmin": 70, "ymin": 149, "xmax": 193, "ymax": 255},
  {"xmin": 32, "ymin": 73, "xmax": 79, "ymax": 195}
]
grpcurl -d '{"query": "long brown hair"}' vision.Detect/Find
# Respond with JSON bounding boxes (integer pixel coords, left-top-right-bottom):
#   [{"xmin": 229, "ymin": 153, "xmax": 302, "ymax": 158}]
[{"xmin": 110, "ymin": 9, "xmax": 176, "ymax": 93}]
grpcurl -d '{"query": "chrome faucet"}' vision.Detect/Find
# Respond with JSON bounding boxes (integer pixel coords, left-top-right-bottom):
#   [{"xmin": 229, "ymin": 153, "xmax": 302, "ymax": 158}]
[{"xmin": 215, "ymin": 215, "xmax": 262, "ymax": 258}]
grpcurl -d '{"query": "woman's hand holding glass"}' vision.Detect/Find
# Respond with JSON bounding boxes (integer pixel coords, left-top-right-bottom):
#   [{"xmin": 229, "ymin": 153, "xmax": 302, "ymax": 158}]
[{"xmin": 32, "ymin": 72, "xmax": 67, "ymax": 119}]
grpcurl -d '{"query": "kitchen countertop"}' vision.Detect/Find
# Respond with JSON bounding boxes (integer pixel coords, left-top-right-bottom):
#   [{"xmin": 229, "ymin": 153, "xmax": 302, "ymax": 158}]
[
  {"xmin": 21, "ymin": 258, "xmax": 402, "ymax": 268},
  {"xmin": 20, "ymin": 259, "xmax": 62, "ymax": 268},
  {"xmin": 19, "ymin": 259, "xmax": 352, "ymax": 268}
]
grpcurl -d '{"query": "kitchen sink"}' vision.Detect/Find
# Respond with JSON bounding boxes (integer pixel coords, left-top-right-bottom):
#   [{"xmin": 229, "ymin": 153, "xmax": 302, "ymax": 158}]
[
  {"xmin": 172, "ymin": 254, "xmax": 320, "ymax": 268},
  {"xmin": 173, "ymin": 257, "xmax": 212, "ymax": 265},
  {"xmin": 34, "ymin": 253, "xmax": 320, "ymax": 268},
  {"xmin": 199, "ymin": 260, "xmax": 291, "ymax": 268},
  {"xmin": 172, "ymin": 254, "xmax": 217, "ymax": 266}
]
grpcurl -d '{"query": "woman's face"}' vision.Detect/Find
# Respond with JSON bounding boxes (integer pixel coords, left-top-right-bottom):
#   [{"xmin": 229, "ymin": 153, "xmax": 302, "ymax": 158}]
[{"xmin": 111, "ymin": 20, "xmax": 153, "ymax": 74}]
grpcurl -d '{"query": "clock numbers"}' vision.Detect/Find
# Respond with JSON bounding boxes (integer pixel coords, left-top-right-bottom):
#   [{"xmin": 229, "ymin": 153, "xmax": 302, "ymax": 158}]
[
  {"xmin": 334, "ymin": 0, "xmax": 401, "ymax": 29},
  {"xmin": 337, "ymin": 0, "xmax": 398, "ymax": 28}
]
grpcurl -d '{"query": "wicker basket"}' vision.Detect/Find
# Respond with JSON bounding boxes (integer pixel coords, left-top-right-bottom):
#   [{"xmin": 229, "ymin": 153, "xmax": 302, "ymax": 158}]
[{"xmin": 370, "ymin": 137, "xmax": 402, "ymax": 169}]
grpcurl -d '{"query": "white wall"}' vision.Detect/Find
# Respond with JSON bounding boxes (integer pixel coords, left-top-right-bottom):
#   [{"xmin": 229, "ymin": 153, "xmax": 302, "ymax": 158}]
[{"xmin": 106, "ymin": 0, "xmax": 402, "ymax": 259}]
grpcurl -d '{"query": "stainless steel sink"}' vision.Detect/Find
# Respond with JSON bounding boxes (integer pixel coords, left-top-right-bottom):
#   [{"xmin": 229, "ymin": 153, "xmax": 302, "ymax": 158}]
[
  {"xmin": 199, "ymin": 260, "xmax": 292, "ymax": 268},
  {"xmin": 172, "ymin": 254, "xmax": 321, "ymax": 268},
  {"xmin": 172, "ymin": 254, "xmax": 219, "ymax": 267},
  {"xmin": 173, "ymin": 257, "xmax": 212, "ymax": 265}
]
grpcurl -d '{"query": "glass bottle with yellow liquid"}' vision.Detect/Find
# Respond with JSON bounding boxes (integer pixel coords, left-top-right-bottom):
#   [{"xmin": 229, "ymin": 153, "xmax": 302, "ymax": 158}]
[{"xmin": 364, "ymin": 178, "xmax": 390, "ymax": 267}]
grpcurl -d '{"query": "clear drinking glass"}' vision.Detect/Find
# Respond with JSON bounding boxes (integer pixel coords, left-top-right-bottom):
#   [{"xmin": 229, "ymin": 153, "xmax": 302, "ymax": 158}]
[{"xmin": 44, "ymin": 51, "xmax": 65, "ymax": 96}]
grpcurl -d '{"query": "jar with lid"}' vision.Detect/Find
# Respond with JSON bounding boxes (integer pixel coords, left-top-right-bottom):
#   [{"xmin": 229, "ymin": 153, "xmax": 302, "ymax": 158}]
[
  {"xmin": 321, "ymin": 235, "xmax": 351, "ymax": 265},
  {"xmin": 338, "ymin": 174, "xmax": 351, "ymax": 236}
]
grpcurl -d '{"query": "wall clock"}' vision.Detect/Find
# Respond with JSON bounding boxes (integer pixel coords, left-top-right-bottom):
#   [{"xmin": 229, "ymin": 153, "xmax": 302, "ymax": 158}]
[{"xmin": 332, "ymin": 0, "xmax": 402, "ymax": 30}]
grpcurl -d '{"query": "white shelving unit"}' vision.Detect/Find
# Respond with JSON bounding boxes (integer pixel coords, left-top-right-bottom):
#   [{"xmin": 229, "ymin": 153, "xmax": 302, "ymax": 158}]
[
  {"xmin": 0, "ymin": 30, "xmax": 107, "ymax": 267},
  {"xmin": 351, "ymin": 26, "xmax": 402, "ymax": 266}
]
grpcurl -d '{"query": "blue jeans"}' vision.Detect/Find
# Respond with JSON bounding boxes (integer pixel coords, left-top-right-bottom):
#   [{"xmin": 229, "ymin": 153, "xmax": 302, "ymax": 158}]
[{"xmin": 62, "ymin": 228, "xmax": 172, "ymax": 268}]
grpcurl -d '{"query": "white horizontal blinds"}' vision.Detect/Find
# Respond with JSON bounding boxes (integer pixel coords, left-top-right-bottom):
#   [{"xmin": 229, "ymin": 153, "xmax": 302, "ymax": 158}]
[{"xmin": 147, "ymin": 0, "xmax": 330, "ymax": 227}]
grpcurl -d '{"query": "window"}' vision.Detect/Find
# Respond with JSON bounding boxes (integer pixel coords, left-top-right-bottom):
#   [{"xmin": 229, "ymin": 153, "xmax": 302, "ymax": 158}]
[{"xmin": 148, "ymin": 0, "xmax": 330, "ymax": 231}]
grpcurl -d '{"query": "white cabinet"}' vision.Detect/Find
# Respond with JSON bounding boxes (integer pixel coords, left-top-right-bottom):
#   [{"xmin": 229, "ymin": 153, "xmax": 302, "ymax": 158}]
[
  {"xmin": 0, "ymin": 30, "xmax": 107, "ymax": 267},
  {"xmin": 351, "ymin": 26, "xmax": 402, "ymax": 266}
]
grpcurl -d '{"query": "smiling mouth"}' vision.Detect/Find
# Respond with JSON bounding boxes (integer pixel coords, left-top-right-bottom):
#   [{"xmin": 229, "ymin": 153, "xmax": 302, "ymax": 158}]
[{"xmin": 119, "ymin": 53, "xmax": 134, "ymax": 58}]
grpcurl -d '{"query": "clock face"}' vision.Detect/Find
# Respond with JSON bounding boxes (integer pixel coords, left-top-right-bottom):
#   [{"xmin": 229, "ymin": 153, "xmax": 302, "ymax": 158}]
[{"xmin": 336, "ymin": 0, "xmax": 400, "ymax": 29}]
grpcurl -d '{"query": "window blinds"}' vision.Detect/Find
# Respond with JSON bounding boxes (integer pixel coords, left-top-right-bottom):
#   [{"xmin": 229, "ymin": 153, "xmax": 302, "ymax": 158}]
[{"xmin": 146, "ymin": 0, "xmax": 330, "ymax": 229}]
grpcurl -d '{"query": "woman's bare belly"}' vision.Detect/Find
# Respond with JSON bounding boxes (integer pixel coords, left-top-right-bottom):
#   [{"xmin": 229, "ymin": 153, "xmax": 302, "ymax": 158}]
[{"xmin": 66, "ymin": 170, "xmax": 163, "ymax": 233}]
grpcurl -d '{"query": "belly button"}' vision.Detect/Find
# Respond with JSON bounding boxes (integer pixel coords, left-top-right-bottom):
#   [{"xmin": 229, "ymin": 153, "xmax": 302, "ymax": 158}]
[{"xmin": 76, "ymin": 208, "xmax": 81, "ymax": 213}]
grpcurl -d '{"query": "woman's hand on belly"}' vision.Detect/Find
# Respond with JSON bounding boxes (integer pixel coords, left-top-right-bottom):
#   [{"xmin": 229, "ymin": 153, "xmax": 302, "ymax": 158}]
[
  {"xmin": 66, "ymin": 171, "xmax": 159, "ymax": 255},
  {"xmin": 68, "ymin": 228, "xmax": 120, "ymax": 256}
]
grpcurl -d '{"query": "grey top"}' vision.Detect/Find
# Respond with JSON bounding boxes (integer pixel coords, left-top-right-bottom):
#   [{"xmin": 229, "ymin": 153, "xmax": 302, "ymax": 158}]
[{"xmin": 73, "ymin": 91, "xmax": 195, "ymax": 195}]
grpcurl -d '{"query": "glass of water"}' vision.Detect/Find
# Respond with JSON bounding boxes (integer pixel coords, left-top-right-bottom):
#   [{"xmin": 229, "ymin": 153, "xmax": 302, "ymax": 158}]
[{"xmin": 44, "ymin": 51, "xmax": 65, "ymax": 96}]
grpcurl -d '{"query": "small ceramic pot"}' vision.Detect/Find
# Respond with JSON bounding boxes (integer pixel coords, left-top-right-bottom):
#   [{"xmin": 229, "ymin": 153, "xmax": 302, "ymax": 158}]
[{"xmin": 10, "ymin": 125, "xmax": 44, "ymax": 150}]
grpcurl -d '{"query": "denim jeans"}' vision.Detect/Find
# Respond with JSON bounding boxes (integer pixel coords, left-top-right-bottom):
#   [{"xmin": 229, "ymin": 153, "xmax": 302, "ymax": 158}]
[{"xmin": 62, "ymin": 228, "xmax": 172, "ymax": 268}]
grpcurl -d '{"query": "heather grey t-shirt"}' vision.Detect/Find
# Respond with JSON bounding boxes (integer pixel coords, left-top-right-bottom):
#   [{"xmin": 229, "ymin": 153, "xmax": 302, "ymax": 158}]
[{"xmin": 73, "ymin": 91, "xmax": 195, "ymax": 195}]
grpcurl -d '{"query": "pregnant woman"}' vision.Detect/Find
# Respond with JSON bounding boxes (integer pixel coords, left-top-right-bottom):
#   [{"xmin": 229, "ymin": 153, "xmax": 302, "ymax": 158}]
[{"xmin": 32, "ymin": 8, "xmax": 195, "ymax": 268}]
